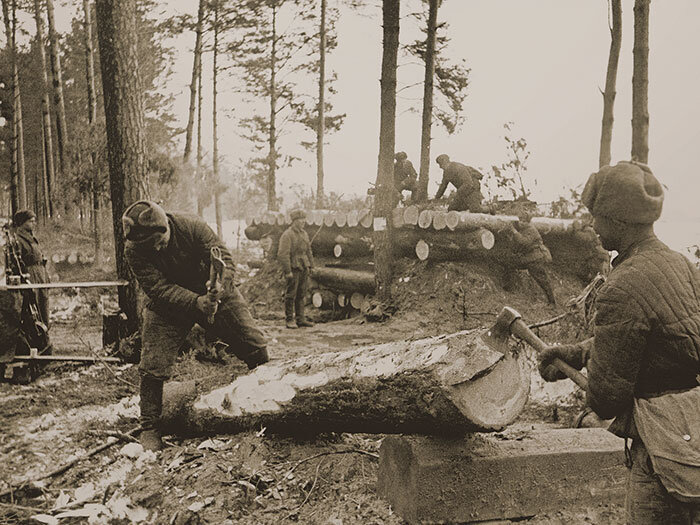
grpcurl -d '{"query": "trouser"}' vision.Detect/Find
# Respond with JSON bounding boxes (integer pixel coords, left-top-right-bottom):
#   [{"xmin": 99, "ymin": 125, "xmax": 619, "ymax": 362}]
[
  {"xmin": 626, "ymin": 439, "xmax": 700, "ymax": 524},
  {"xmin": 448, "ymin": 184, "xmax": 485, "ymax": 212},
  {"xmin": 527, "ymin": 264, "xmax": 556, "ymax": 305},
  {"xmin": 285, "ymin": 268, "xmax": 309, "ymax": 322}
]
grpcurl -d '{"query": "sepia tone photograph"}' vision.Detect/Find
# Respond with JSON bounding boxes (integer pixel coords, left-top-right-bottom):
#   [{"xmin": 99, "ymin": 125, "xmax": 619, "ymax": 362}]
[{"xmin": 0, "ymin": 0, "xmax": 698, "ymax": 523}]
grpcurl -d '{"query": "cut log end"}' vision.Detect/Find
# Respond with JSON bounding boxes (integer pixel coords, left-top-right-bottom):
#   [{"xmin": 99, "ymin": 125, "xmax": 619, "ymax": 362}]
[
  {"xmin": 333, "ymin": 244, "xmax": 343, "ymax": 258},
  {"xmin": 432, "ymin": 211, "xmax": 448, "ymax": 231},
  {"xmin": 350, "ymin": 292, "xmax": 365, "ymax": 310},
  {"xmin": 313, "ymin": 290, "xmax": 336, "ymax": 310},
  {"xmin": 416, "ymin": 239, "xmax": 430, "ymax": 261},
  {"xmin": 403, "ymin": 205, "xmax": 420, "ymax": 226},
  {"xmin": 337, "ymin": 293, "xmax": 348, "ymax": 307},
  {"xmin": 346, "ymin": 210, "xmax": 359, "ymax": 227},
  {"xmin": 418, "ymin": 210, "xmax": 433, "ymax": 229}
]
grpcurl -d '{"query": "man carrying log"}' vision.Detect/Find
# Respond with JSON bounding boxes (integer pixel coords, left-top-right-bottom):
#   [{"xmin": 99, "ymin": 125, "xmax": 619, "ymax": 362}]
[
  {"xmin": 538, "ymin": 162, "xmax": 700, "ymax": 523},
  {"xmin": 394, "ymin": 151, "xmax": 418, "ymax": 204},
  {"xmin": 122, "ymin": 200, "xmax": 269, "ymax": 451},
  {"xmin": 502, "ymin": 210, "xmax": 556, "ymax": 305},
  {"xmin": 278, "ymin": 209, "xmax": 314, "ymax": 329},
  {"xmin": 434, "ymin": 154, "xmax": 486, "ymax": 212}
]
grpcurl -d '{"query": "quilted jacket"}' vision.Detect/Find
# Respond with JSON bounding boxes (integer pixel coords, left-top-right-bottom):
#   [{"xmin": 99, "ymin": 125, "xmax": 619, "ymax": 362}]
[
  {"xmin": 277, "ymin": 226, "xmax": 313, "ymax": 274},
  {"xmin": 125, "ymin": 214, "xmax": 234, "ymax": 319},
  {"xmin": 586, "ymin": 235, "xmax": 700, "ymax": 437},
  {"xmin": 435, "ymin": 162, "xmax": 483, "ymax": 199},
  {"xmin": 507, "ymin": 223, "xmax": 553, "ymax": 267}
]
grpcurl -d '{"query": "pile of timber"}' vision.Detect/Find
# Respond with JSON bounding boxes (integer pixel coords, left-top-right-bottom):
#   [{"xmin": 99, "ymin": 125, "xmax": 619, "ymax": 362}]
[
  {"xmin": 245, "ymin": 207, "xmax": 609, "ymax": 284},
  {"xmin": 310, "ymin": 267, "xmax": 375, "ymax": 313}
]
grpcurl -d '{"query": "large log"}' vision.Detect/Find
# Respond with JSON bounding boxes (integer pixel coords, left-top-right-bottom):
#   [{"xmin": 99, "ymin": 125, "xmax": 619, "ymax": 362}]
[
  {"xmin": 531, "ymin": 217, "xmax": 583, "ymax": 234},
  {"xmin": 447, "ymin": 212, "xmax": 518, "ymax": 232},
  {"xmin": 333, "ymin": 234, "xmax": 373, "ymax": 258},
  {"xmin": 312, "ymin": 289, "xmax": 337, "ymax": 310},
  {"xmin": 415, "ymin": 228, "xmax": 495, "ymax": 261},
  {"xmin": 311, "ymin": 267, "xmax": 375, "ymax": 294},
  {"xmin": 161, "ymin": 329, "xmax": 530, "ymax": 436}
]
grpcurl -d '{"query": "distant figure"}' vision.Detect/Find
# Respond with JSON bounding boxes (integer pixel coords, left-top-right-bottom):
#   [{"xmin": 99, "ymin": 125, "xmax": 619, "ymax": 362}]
[
  {"xmin": 11, "ymin": 210, "xmax": 50, "ymax": 325},
  {"xmin": 434, "ymin": 154, "xmax": 486, "ymax": 212},
  {"xmin": 278, "ymin": 209, "xmax": 314, "ymax": 329},
  {"xmin": 393, "ymin": 151, "xmax": 418, "ymax": 204},
  {"xmin": 123, "ymin": 200, "xmax": 269, "ymax": 451},
  {"xmin": 503, "ymin": 210, "xmax": 556, "ymax": 305}
]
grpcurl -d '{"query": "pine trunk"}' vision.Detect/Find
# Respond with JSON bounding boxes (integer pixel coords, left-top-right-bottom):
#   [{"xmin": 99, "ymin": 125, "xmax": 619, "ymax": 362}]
[
  {"xmin": 373, "ymin": 0, "xmax": 400, "ymax": 303},
  {"xmin": 11, "ymin": 0, "xmax": 26, "ymax": 211},
  {"xmin": 315, "ymin": 0, "xmax": 326, "ymax": 209},
  {"xmin": 417, "ymin": 0, "xmax": 438, "ymax": 202},
  {"xmin": 161, "ymin": 330, "xmax": 530, "ymax": 436},
  {"xmin": 196, "ymin": 51, "xmax": 204, "ymax": 217},
  {"xmin": 46, "ymin": 0, "xmax": 69, "ymax": 178},
  {"xmin": 267, "ymin": 4, "xmax": 278, "ymax": 211},
  {"xmin": 599, "ymin": 0, "xmax": 622, "ymax": 168},
  {"xmin": 95, "ymin": 0, "xmax": 147, "ymax": 333},
  {"xmin": 184, "ymin": 0, "xmax": 205, "ymax": 163},
  {"xmin": 212, "ymin": 0, "xmax": 222, "ymax": 238},
  {"xmin": 2, "ymin": 0, "xmax": 17, "ymax": 212},
  {"xmin": 631, "ymin": 0, "xmax": 649, "ymax": 163}
]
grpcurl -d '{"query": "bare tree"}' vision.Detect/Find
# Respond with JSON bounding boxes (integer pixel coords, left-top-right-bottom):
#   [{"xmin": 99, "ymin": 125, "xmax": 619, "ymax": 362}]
[
  {"xmin": 417, "ymin": 0, "xmax": 438, "ymax": 202},
  {"xmin": 183, "ymin": 0, "xmax": 205, "ymax": 163},
  {"xmin": 212, "ymin": 0, "xmax": 222, "ymax": 237},
  {"xmin": 599, "ymin": 0, "xmax": 622, "ymax": 168},
  {"xmin": 267, "ymin": 2, "xmax": 278, "ymax": 211},
  {"xmin": 373, "ymin": 0, "xmax": 400, "ymax": 303},
  {"xmin": 95, "ymin": 0, "xmax": 147, "ymax": 332},
  {"xmin": 315, "ymin": 0, "xmax": 326, "ymax": 209},
  {"xmin": 631, "ymin": 0, "xmax": 649, "ymax": 163},
  {"xmin": 196, "ymin": 50, "xmax": 204, "ymax": 217},
  {"xmin": 46, "ymin": 0, "xmax": 70, "ymax": 177}
]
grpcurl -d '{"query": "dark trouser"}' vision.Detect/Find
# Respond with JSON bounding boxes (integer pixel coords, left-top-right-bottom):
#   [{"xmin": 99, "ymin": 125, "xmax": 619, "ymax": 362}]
[
  {"xmin": 448, "ymin": 185, "xmax": 485, "ymax": 212},
  {"xmin": 27, "ymin": 264, "xmax": 50, "ymax": 327},
  {"xmin": 285, "ymin": 268, "xmax": 309, "ymax": 322},
  {"xmin": 527, "ymin": 264, "xmax": 556, "ymax": 305},
  {"xmin": 626, "ymin": 439, "xmax": 700, "ymax": 524},
  {"xmin": 138, "ymin": 287, "xmax": 268, "ymax": 429}
]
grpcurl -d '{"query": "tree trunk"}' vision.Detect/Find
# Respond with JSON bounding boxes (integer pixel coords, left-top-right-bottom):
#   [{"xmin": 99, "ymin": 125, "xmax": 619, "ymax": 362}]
[
  {"xmin": 46, "ymin": 0, "xmax": 69, "ymax": 178},
  {"xmin": 11, "ymin": 0, "xmax": 25, "ymax": 211},
  {"xmin": 2, "ymin": 0, "xmax": 17, "ymax": 213},
  {"xmin": 417, "ymin": 0, "xmax": 438, "ymax": 202},
  {"xmin": 212, "ymin": 0, "xmax": 222, "ymax": 238},
  {"xmin": 32, "ymin": 0, "xmax": 56, "ymax": 217},
  {"xmin": 599, "ymin": 0, "xmax": 622, "ymax": 168},
  {"xmin": 631, "ymin": 0, "xmax": 649, "ymax": 163},
  {"xmin": 373, "ymin": 0, "xmax": 400, "ymax": 302},
  {"xmin": 315, "ymin": 0, "xmax": 326, "ymax": 209},
  {"xmin": 95, "ymin": 0, "xmax": 147, "ymax": 333},
  {"xmin": 267, "ymin": 4, "xmax": 278, "ymax": 211},
  {"xmin": 311, "ymin": 267, "xmax": 375, "ymax": 294},
  {"xmin": 83, "ymin": 0, "xmax": 101, "ymax": 265},
  {"xmin": 184, "ymin": 0, "xmax": 205, "ymax": 163},
  {"xmin": 196, "ymin": 48, "xmax": 204, "ymax": 217},
  {"xmin": 161, "ymin": 329, "xmax": 530, "ymax": 436}
]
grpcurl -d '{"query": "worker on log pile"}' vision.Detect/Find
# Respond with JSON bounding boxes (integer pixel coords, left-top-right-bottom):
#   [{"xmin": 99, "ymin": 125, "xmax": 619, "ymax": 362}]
[
  {"xmin": 278, "ymin": 209, "xmax": 314, "ymax": 329},
  {"xmin": 123, "ymin": 200, "xmax": 269, "ymax": 451},
  {"xmin": 502, "ymin": 210, "xmax": 557, "ymax": 305},
  {"xmin": 393, "ymin": 151, "xmax": 418, "ymax": 204},
  {"xmin": 434, "ymin": 154, "xmax": 486, "ymax": 212},
  {"xmin": 538, "ymin": 161, "xmax": 700, "ymax": 523}
]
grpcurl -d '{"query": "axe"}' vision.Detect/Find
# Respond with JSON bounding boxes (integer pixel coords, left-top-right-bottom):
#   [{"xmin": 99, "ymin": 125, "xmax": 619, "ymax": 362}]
[
  {"xmin": 485, "ymin": 306, "xmax": 589, "ymax": 390},
  {"xmin": 207, "ymin": 246, "xmax": 226, "ymax": 325}
]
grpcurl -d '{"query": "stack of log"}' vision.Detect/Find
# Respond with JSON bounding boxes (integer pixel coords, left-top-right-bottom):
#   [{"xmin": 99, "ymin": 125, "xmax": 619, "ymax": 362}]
[{"xmin": 245, "ymin": 207, "xmax": 609, "ymax": 308}]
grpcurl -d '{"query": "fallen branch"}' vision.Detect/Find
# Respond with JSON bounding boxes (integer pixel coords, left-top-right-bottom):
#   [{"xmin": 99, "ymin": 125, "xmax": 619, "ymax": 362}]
[
  {"xmin": 527, "ymin": 312, "xmax": 569, "ymax": 329},
  {"xmin": 283, "ymin": 448, "xmax": 379, "ymax": 480},
  {"xmin": 0, "ymin": 500, "xmax": 45, "ymax": 513},
  {"xmin": 285, "ymin": 460, "xmax": 323, "ymax": 520}
]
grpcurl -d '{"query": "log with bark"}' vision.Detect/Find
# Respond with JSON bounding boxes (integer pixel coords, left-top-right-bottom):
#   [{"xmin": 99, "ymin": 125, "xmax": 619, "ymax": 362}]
[
  {"xmin": 312, "ymin": 289, "xmax": 337, "ymax": 310},
  {"xmin": 311, "ymin": 267, "xmax": 375, "ymax": 294},
  {"xmin": 161, "ymin": 329, "xmax": 530, "ymax": 436},
  {"xmin": 333, "ymin": 234, "xmax": 373, "ymax": 258}
]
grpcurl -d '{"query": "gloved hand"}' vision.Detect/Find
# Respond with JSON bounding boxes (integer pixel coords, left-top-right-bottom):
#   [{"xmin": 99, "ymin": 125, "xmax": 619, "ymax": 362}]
[
  {"xmin": 196, "ymin": 294, "xmax": 218, "ymax": 317},
  {"xmin": 538, "ymin": 343, "xmax": 589, "ymax": 382}
]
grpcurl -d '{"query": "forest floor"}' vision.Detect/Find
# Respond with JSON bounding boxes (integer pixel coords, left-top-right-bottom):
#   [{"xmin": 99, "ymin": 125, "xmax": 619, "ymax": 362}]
[{"xmin": 0, "ymin": 237, "xmax": 625, "ymax": 524}]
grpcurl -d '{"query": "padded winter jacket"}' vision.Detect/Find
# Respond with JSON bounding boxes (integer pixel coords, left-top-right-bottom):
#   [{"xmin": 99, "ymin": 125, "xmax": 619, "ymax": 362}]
[
  {"xmin": 586, "ymin": 235, "xmax": 700, "ymax": 437},
  {"xmin": 14, "ymin": 228, "xmax": 48, "ymax": 284},
  {"xmin": 125, "ymin": 214, "xmax": 234, "ymax": 320},
  {"xmin": 506, "ymin": 222, "xmax": 553, "ymax": 267},
  {"xmin": 277, "ymin": 226, "xmax": 313, "ymax": 274},
  {"xmin": 435, "ymin": 162, "xmax": 483, "ymax": 199}
]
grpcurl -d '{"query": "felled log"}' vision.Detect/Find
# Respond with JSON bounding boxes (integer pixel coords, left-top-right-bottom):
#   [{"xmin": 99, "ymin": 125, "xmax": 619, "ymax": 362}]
[
  {"xmin": 161, "ymin": 329, "xmax": 530, "ymax": 436},
  {"xmin": 244, "ymin": 224, "xmax": 273, "ymax": 241},
  {"xmin": 323, "ymin": 213, "xmax": 336, "ymax": 228},
  {"xmin": 346, "ymin": 210, "xmax": 359, "ymax": 227},
  {"xmin": 311, "ymin": 267, "xmax": 375, "ymax": 294},
  {"xmin": 445, "ymin": 212, "xmax": 518, "ymax": 232},
  {"xmin": 312, "ymin": 289, "xmax": 337, "ymax": 310},
  {"xmin": 415, "ymin": 228, "xmax": 495, "ymax": 261},
  {"xmin": 337, "ymin": 293, "xmax": 349, "ymax": 307},
  {"xmin": 349, "ymin": 292, "xmax": 365, "ymax": 310},
  {"xmin": 333, "ymin": 235, "xmax": 373, "ymax": 258},
  {"xmin": 531, "ymin": 217, "xmax": 583, "ymax": 234},
  {"xmin": 418, "ymin": 209, "xmax": 433, "ymax": 229},
  {"xmin": 432, "ymin": 211, "xmax": 448, "ymax": 231},
  {"xmin": 358, "ymin": 209, "xmax": 373, "ymax": 229},
  {"xmin": 334, "ymin": 211, "xmax": 347, "ymax": 228},
  {"xmin": 403, "ymin": 205, "xmax": 420, "ymax": 226}
]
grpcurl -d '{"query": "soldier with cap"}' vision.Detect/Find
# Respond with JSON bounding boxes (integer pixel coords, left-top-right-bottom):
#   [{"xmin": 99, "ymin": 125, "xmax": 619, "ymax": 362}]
[
  {"xmin": 122, "ymin": 200, "xmax": 269, "ymax": 451},
  {"xmin": 393, "ymin": 151, "xmax": 418, "ymax": 204},
  {"xmin": 537, "ymin": 161, "xmax": 700, "ymax": 523},
  {"xmin": 278, "ymin": 209, "xmax": 314, "ymax": 329},
  {"xmin": 434, "ymin": 154, "xmax": 486, "ymax": 212}
]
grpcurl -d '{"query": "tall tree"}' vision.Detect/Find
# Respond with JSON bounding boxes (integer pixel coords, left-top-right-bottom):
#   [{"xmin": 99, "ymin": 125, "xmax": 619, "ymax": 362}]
[
  {"xmin": 46, "ymin": 0, "xmax": 70, "ymax": 178},
  {"xmin": 417, "ymin": 0, "xmax": 438, "ymax": 202},
  {"xmin": 599, "ymin": 0, "xmax": 622, "ymax": 168},
  {"xmin": 315, "ymin": 0, "xmax": 326, "ymax": 209},
  {"xmin": 212, "ymin": 0, "xmax": 222, "ymax": 237},
  {"xmin": 183, "ymin": 0, "xmax": 205, "ymax": 163},
  {"xmin": 631, "ymin": 0, "xmax": 649, "ymax": 163},
  {"xmin": 95, "ymin": 0, "xmax": 147, "ymax": 332},
  {"xmin": 196, "ymin": 49, "xmax": 204, "ymax": 217},
  {"xmin": 267, "ymin": 2, "xmax": 278, "ymax": 210},
  {"xmin": 83, "ymin": 0, "xmax": 101, "ymax": 264},
  {"xmin": 32, "ymin": 0, "xmax": 56, "ymax": 217},
  {"xmin": 373, "ymin": 0, "xmax": 400, "ymax": 303}
]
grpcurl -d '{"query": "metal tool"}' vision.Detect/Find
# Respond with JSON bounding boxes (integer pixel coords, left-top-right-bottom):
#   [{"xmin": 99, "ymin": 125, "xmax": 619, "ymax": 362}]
[{"xmin": 207, "ymin": 246, "xmax": 225, "ymax": 324}]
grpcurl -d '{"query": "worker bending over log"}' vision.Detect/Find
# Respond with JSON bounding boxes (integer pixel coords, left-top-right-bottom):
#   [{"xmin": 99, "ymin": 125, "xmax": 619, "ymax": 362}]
[
  {"xmin": 123, "ymin": 200, "xmax": 269, "ymax": 451},
  {"xmin": 502, "ymin": 210, "xmax": 556, "ymax": 305},
  {"xmin": 278, "ymin": 209, "xmax": 314, "ymax": 329},
  {"xmin": 394, "ymin": 151, "xmax": 418, "ymax": 204},
  {"xmin": 434, "ymin": 154, "xmax": 486, "ymax": 212},
  {"xmin": 538, "ymin": 162, "xmax": 700, "ymax": 523}
]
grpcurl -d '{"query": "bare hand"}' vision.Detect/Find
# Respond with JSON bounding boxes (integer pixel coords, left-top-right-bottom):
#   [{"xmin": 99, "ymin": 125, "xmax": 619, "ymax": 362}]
[{"xmin": 196, "ymin": 295, "xmax": 218, "ymax": 316}]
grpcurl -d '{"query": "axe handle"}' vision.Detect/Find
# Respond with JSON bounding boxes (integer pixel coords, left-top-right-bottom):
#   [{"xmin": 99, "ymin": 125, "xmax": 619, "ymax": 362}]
[{"xmin": 510, "ymin": 318, "xmax": 589, "ymax": 390}]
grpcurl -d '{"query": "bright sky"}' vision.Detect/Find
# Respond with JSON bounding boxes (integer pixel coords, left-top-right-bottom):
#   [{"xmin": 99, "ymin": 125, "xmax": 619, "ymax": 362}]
[{"xmin": 51, "ymin": 0, "xmax": 700, "ymax": 222}]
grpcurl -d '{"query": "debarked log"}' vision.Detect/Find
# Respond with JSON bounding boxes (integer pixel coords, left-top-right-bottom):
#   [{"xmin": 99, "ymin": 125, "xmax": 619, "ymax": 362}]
[
  {"xmin": 311, "ymin": 267, "xmax": 376, "ymax": 294},
  {"xmin": 161, "ymin": 330, "xmax": 531, "ymax": 436}
]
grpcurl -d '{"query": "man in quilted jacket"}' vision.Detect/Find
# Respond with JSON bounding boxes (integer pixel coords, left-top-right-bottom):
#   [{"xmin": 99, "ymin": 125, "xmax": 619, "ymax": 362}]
[
  {"xmin": 434, "ymin": 154, "xmax": 486, "ymax": 212},
  {"xmin": 538, "ymin": 161, "xmax": 700, "ymax": 523},
  {"xmin": 277, "ymin": 209, "xmax": 314, "ymax": 329},
  {"xmin": 123, "ymin": 201, "xmax": 269, "ymax": 451}
]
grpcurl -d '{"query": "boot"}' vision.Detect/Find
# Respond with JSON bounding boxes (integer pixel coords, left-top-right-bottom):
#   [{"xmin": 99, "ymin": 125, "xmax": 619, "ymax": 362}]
[
  {"xmin": 285, "ymin": 298, "xmax": 297, "ymax": 329},
  {"xmin": 139, "ymin": 374, "xmax": 164, "ymax": 452},
  {"xmin": 296, "ymin": 318, "xmax": 314, "ymax": 328},
  {"xmin": 286, "ymin": 319, "xmax": 298, "ymax": 329},
  {"xmin": 244, "ymin": 346, "xmax": 270, "ymax": 370}
]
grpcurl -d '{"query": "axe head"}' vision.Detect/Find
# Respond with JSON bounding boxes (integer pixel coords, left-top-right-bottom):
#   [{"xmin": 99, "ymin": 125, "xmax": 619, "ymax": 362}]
[{"xmin": 481, "ymin": 306, "xmax": 522, "ymax": 353}]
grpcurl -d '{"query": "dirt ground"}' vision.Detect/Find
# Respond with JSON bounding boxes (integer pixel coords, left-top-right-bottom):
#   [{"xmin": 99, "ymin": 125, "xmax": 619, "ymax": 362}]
[{"xmin": 0, "ymin": 250, "xmax": 625, "ymax": 524}]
